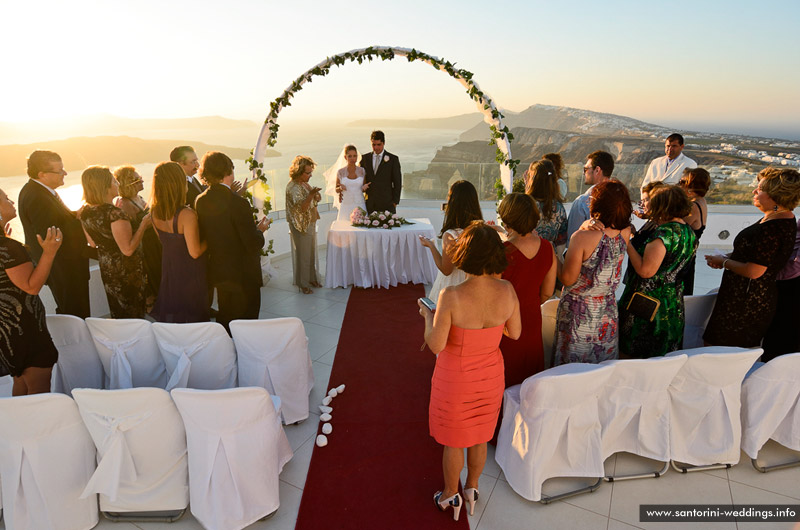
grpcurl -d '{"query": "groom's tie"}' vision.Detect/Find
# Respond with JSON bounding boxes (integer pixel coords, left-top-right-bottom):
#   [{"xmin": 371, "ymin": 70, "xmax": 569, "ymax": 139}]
[{"xmin": 373, "ymin": 153, "xmax": 379, "ymax": 174}]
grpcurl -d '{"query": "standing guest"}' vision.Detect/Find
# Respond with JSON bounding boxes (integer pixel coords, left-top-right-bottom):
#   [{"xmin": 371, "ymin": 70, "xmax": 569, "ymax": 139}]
[
  {"xmin": 196, "ymin": 152, "xmax": 269, "ymax": 329},
  {"xmin": 623, "ymin": 181, "xmax": 667, "ymax": 283},
  {"xmin": 285, "ymin": 156, "xmax": 322, "ymax": 294},
  {"xmin": 704, "ymin": 168, "xmax": 800, "ymax": 349},
  {"xmin": 542, "ymin": 152, "xmax": 568, "ymax": 199},
  {"xmin": 419, "ymin": 180, "xmax": 483, "ymax": 304},
  {"xmin": 566, "ymin": 151, "xmax": 614, "ymax": 243},
  {"xmin": 619, "ymin": 185, "xmax": 696, "ymax": 358},
  {"xmin": 678, "ymin": 167, "xmax": 710, "ymax": 294},
  {"xmin": 171, "ymin": 146, "xmax": 205, "ymax": 208},
  {"xmin": 113, "ymin": 165, "xmax": 162, "ymax": 304},
  {"xmin": 419, "ymin": 221, "xmax": 521, "ymax": 521},
  {"xmin": 79, "ymin": 166, "xmax": 151, "ymax": 319},
  {"xmin": 641, "ymin": 133, "xmax": 697, "ymax": 188},
  {"xmin": 497, "ymin": 193, "xmax": 556, "ymax": 383},
  {"xmin": 525, "ymin": 159, "xmax": 567, "ymax": 251},
  {"xmin": 18, "ymin": 150, "xmax": 90, "ymax": 317},
  {"xmin": 762, "ymin": 214, "xmax": 800, "ymax": 361},
  {"xmin": 555, "ymin": 180, "xmax": 632, "ymax": 364},
  {"xmin": 0, "ymin": 189, "xmax": 61, "ymax": 395},
  {"xmin": 360, "ymin": 130, "xmax": 402, "ymax": 214},
  {"xmin": 150, "ymin": 162, "xmax": 209, "ymax": 323}
]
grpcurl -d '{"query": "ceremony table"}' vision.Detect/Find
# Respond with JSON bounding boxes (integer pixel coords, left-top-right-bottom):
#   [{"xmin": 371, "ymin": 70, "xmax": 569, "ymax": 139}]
[{"xmin": 325, "ymin": 218, "xmax": 438, "ymax": 289}]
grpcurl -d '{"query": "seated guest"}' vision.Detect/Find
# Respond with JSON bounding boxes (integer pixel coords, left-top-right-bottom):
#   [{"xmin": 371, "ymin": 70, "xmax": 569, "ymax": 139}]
[
  {"xmin": 285, "ymin": 156, "xmax": 322, "ymax": 294},
  {"xmin": 704, "ymin": 167, "xmax": 800, "ymax": 350},
  {"xmin": 0, "ymin": 188, "xmax": 61, "ymax": 395},
  {"xmin": 196, "ymin": 152, "xmax": 269, "ymax": 330},
  {"xmin": 419, "ymin": 221, "xmax": 521, "ymax": 521},
  {"xmin": 114, "ymin": 165, "xmax": 162, "ymax": 304},
  {"xmin": 555, "ymin": 180, "xmax": 632, "ymax": 364},
  {"xmin": 677, "ymin": 167, "xmax": 710, "ymax": 294},
  {"xmin": 619, "ymin": 185, "xmax": 696, "ymax": 358},
  {"xmin": 542, "ymin": 152, "xmax": 568, "ymax": 200},
  {"xmin": 526, "ymin": 160, "xmax": 567, "ymax": 251},
  {"xmin": 420, "ymin": 180, "xmax": 483, "ymax": 303},
  {"xmin": 80, "ymin": 166, "xmax": 150, "ymax": 318},
  {"xmin": 497, "ymin": 193, "xmax": 556, "ymax": 384},
  {"xmin": 566, "ymin": 151, "xmax": 614, "ymax": 243},
  {"xmin": 150, "ymin": 162, "xmax": 209, "ymax": 323}
]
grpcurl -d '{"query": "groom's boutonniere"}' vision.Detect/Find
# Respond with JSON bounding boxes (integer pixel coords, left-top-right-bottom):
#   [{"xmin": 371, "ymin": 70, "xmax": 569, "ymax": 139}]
[{"xmin": 383, "ymin": 155, "xmax": 390, "ymax": 163}]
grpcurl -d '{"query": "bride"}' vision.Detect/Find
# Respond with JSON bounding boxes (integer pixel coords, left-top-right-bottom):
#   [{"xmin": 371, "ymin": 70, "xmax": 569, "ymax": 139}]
[{"xmin": 324, "ymin": 144, "xmax": 370, "ymax": 221}]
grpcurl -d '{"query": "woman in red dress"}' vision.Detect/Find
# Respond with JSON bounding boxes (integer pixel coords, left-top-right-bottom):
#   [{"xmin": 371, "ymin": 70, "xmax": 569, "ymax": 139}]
[{"xmin": 419, "ymin": 222, "xmax": 521, "ymax": 521}]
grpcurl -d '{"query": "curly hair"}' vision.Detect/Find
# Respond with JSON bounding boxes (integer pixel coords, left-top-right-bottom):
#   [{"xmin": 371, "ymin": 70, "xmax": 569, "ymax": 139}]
[
  {"xmin": 449, "ymin": 221, "xmax": 508, "ymax": 276},
  {"xmin": 199, "ymin": 152, "xmax": 234, "ymax": 185},
  {"xmin": 114, "ymin": 165, "xmax": 141, "ymax": 199},
  {"xmin": 289, "ymin": 155, "xmax": 316, "ymax": 181},
  {"xmin": 680, "ymin": 167, "xmax": 711, "ymax": 198},
  {"xmin": 758, "ymin": 167, "xmax": 800, "ymax": 210}
]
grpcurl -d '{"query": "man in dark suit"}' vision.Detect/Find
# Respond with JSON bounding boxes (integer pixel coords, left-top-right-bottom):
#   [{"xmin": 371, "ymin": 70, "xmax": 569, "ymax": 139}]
[
  {"xmin": 170, "ymin": 145, "xmax": 206, "ymax": 208},
  {"xmin": 18, "ymin": 150, "xmax": 90, "ymax": 317},
  {"xmin": 360, "ymin": 130, "xmax": 402, "ymax": 214},
  {"xmin": 195, "ymin": 152, "xmax": 270, "ymax": 331}
]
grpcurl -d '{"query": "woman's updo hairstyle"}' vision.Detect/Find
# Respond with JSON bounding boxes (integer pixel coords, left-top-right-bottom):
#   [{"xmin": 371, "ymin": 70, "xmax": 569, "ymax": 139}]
[{"xmin": 449, "ymin": 221, "xmax": 508, "ymax": 276}]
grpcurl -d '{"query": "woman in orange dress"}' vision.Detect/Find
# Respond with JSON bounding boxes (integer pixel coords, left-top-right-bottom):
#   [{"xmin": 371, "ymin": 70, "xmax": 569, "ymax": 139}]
[{"xmin": 419, "ymin": 221, "xmax": 521, "ymax": 521}]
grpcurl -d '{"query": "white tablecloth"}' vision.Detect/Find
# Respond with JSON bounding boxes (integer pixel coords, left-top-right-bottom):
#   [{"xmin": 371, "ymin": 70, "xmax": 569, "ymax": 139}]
[{"xmin": 325, "ymin": 218, "xmax": 438, "ymax": 289}]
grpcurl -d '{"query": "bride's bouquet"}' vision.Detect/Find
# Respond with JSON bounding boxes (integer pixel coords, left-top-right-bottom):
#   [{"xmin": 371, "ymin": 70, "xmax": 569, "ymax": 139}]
[{"xmin": 350, "ymin": 207, "xmax": 412, "ymax": 229}]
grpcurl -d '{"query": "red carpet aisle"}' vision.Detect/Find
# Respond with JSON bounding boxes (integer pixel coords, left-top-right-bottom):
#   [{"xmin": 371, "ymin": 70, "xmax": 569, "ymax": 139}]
[{"xmin": 295, "ymin": 284, "xmax": 470, "ymax": 529}]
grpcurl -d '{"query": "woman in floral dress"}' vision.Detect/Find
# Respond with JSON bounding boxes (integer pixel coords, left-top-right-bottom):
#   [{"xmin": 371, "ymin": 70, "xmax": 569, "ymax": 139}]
[{"xmin": 526, "ymin": 160, "xmax": 567, "ymax": 250}]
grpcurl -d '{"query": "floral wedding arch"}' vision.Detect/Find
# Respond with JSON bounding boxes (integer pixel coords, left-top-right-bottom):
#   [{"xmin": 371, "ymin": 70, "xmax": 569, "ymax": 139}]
[{"xmin": 247, "ymin": 46, "xmax": 519, "ymax": 221}]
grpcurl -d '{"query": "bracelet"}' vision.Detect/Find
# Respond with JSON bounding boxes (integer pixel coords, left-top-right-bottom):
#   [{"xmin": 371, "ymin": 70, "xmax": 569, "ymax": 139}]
[{"xmin": 722, "ymin": 258, "xmax": 730, "ymax": 270}]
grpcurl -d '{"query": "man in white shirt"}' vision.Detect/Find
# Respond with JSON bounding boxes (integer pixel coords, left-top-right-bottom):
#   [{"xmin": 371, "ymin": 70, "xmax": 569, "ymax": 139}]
[
  {"xmin": 566, "ymin": 150, "xmax": 614, "ymax": 244},
  {"xmin": 641, "ymin": 133, "xmax": 697, "ymax": 188}
]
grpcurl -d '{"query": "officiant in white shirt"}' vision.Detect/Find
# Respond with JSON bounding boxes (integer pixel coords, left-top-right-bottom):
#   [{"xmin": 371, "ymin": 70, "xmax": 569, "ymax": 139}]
[{"xmin": 641, "ymin": 133, "xmax": 697, "ymax": 189}]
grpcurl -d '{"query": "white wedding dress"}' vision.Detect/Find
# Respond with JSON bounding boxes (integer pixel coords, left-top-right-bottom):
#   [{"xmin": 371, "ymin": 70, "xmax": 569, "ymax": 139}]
[{"xmin": 336, "ymin": 167, "xmax": 367, "ymax": 221}]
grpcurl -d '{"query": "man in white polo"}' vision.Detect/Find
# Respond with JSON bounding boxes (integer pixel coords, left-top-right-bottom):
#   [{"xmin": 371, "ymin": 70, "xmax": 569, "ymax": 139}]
[{"xmin": 641, "ymin": 133, "xmax": 697, "ymax": 188}]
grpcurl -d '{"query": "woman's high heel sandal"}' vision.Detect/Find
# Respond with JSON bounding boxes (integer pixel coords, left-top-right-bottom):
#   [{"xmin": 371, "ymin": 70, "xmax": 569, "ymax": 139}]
[
  {"xmin": 464, "ymin": 488, "xmax": 479, "ymax": 516},
  {"xmin": 434, "ymin": 491, "xmax": 463, "ymax": 521}
]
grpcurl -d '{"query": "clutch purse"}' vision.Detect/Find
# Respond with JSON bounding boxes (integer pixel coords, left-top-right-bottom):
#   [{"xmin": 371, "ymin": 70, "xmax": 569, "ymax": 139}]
[{"xmin": 626, "ymin": 292, "xmax": 661, "ymax": 322}]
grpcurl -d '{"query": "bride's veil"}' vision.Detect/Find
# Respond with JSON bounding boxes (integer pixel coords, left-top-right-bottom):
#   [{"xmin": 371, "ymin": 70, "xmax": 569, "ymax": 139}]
[{"xmin": 323, "ymin": 144, "xmax": 362, "ymax": 210}]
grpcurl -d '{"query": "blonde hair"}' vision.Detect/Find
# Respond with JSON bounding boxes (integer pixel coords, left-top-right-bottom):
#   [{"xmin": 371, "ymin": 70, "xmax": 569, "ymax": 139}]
[
  {"xmin": 114, "ymin": 165, "xmax": 140, "ymax": 199},
  {"xmin": 758, "ymin": 167, "xmax": 800, "ymax": 210},
  {"xmin": 289, "ymin": 155, "xmax": 316, "ymax": 180},
  {"xmin": 150, "ymin": 162, "xmax": 187, "ymax": 221},
  {"xmin": 82, "ymin": 166, "xmax": 114, "ymax": 205}
]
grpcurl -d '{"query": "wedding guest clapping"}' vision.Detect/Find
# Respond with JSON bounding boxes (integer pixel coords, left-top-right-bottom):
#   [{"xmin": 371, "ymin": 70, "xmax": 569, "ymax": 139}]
[
  {"xmin": 80, "ymin": 166, "xmax": 150, "ymax": 318},
  {"xmin": 286, "ymin": 155, "xmax": 321, "ymax": 295}
]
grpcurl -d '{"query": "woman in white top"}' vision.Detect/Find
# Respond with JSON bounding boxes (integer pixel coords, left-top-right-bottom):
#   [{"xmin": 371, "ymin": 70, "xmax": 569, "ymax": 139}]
[{"xmin": 325, "ymin": 145, "xmax": 370, "ymax": 221}]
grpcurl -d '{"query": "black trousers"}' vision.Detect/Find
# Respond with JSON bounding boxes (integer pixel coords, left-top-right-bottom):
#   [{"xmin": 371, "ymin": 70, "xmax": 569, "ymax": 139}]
[
  {"xmin": 215, "ymin": 281, "xmax": 261, "ymax": 332},
  {"xmin": 761, "ymin": 275, "xmax": 800, "ymax": 362},
  {"xmin": 47, "ymin": 259, "xmax": 90, "ymax": 319}
]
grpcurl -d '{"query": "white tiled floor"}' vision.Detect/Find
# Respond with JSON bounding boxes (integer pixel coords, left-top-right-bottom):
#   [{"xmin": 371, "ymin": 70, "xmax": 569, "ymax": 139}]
[{"xmin": 4, "ymin": 252, "xmax": 798, "ymax": 530}]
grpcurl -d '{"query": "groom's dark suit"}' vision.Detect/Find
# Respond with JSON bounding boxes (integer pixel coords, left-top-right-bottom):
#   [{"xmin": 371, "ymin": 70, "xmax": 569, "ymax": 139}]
[
  {"xmin": 360, "ymin": 151, "xmax": 401, "ymax": 214},
  {"xmin": 18, "ymin": 179, "xmax": 90, "ymax": 317}
]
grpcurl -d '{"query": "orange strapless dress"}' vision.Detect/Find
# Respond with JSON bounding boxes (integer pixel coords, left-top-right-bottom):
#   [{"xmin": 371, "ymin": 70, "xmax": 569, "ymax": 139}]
[{"xmin": 429, "ymin": 324, "xmax": 505, "ymax": 447}]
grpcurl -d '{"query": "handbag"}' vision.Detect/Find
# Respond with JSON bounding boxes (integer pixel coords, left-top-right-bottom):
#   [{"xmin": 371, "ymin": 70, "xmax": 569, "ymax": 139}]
[{"xmin": 626, "ymin": 292, "xmax": 661, "ymax": 322}]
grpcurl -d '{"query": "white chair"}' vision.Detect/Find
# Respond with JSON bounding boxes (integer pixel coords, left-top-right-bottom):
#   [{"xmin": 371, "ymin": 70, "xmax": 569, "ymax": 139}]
[
  {"xmin": 741, "ymin": 352, "xmax": 800, "ymax": 472},
  {"xmin": 171, "ymin": 387, "xmax": 293, "ymax": 530},
  {"xmin": 0, "ymin": 393, "xmax": 98, "ymax": 530},
  {"xmin": 230, "ymin": 318, "xmax": 314, "ymax": 424},
  {"xmin": 152, "ymin": 322, "xmax": 238, "ymax": 390},
  {"xmin": 86, "ymin": 318, "xmax": 167, "ymax": 389},
  {"xmin": 682, "ymin": 293, "xmax": 717, "ymax": 349},
  {"xmin": 72, "ymin": 388, "xmax": 188, "ymax": 521},
  {"xmin": 541, "ymin": 299, "xmax": 559, "ymax": 370},
  {"xmin": 495, "ymin": 362, "xmax": 615, "ymax": 503},
  {"xmin": 0, "ymin": 375, "xmax": 12, "ymax": 397},
  {"xmin": 46, "ymin": 314, "xmax": 105, "ymax": 396},
  {"xmin": 665, "ymin": 346, "xmax": 762, "ymax": 472},
  {"xmin": 598, "ymin": 355, "xmax": 687, "ymax": 481}
]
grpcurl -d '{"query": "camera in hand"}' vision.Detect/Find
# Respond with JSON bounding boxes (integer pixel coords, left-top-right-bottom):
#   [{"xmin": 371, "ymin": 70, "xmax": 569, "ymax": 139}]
[{"xmin": 419, "ymin": 297, "xmax": 436, "ymax": 311}]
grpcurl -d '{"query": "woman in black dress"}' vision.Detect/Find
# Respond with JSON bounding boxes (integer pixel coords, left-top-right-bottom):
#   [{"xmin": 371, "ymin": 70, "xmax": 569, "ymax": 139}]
[
  {"xmin": 704, "ymin": 167, "xmax": 800, "ymax": 348},
  {"xmin": 80, "ymin": 166, "xmax": 151, "ymax": 318},
  {"xmin": 0, "ymin": 188, "xmax": 61, "ymax": 395},
  {"xmin": 678, "ymin": 168, "xmax": 710, "ymax": 295}
]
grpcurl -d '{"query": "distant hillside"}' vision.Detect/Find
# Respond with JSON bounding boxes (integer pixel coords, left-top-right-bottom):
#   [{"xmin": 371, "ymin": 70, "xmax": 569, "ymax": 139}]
[
  {"xmin": 347, "ymin": 112, "xmax": 484, "ymax": 130},
  {"xmin": 0, "ymin": 136, "xmax": 279, "ymax": 178}
]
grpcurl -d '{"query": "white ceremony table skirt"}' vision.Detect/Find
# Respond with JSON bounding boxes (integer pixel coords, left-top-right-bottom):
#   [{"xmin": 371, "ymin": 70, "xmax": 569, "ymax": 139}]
[{"xmin": 325, "ymin": 218, "xmax": 438, "ymax": 289}]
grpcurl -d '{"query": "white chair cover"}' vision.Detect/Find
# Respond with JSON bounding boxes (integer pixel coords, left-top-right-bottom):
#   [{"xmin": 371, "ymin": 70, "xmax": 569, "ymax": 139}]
[
  {"xmin": 86, "ymin": 318, "xmax": 167, "ymax": 389},
  {"xmin": 541, "ymin": 299, "xmax": 558, "ymax": 370},
  {"xmin": 46, "ymin": 314, "xmax": 105, "ymax": 396},
  {"xmin": 741, "ymin": 352, "xmax": 800, "ymax": 458},
  {"xmin": 682, "ymin": 293, "xmax": 717, "ymax": 349},
  {"xmin": 0, "ymin": 393, "xmax": 98, "ymax": 530},
  {"xmin": 598, "ymin": 356, "xmax": 687, "ymax": 461},
  {"xmin": 665, "ymin": 346, "xmax": 762, "ymax": 465},
  {"xmin": 230, "ymin": 318, "xmax": 313, "ymax": 424},
  {"xmin": 495, "ymin": 363, "xmax": 615, "ymax": 502},
  {"xmin": 170, "ymin": 387, "xmax": 293, "ymax": 530},
  {"xmin": 72, "ymin": 388, "xmax": 189, "ymax": 513},
  {"xmin": 0, "ymin": 375, "xmax": 12, "ymax": 397},
  {"xmin": 152, "ymin": 322, "xmax": 238, "ymax": 391}
]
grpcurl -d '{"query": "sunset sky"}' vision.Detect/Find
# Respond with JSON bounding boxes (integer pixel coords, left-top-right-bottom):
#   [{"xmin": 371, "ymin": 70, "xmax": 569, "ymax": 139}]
[{"xmin": 2, "ymin": 0, "xmax": 799, "ymax": 138}]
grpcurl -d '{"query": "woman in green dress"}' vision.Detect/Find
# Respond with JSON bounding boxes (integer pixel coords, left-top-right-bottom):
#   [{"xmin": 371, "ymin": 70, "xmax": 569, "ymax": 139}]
[{"xmin": 618, "ymin": 185, "xmax": 696, "ymax": 358}]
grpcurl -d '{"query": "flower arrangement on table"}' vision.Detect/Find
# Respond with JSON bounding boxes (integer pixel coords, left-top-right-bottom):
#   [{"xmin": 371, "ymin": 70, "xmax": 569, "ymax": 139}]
[{"xmin": 350, "ymin": 207, "xmax": 412, "ymax": 229}]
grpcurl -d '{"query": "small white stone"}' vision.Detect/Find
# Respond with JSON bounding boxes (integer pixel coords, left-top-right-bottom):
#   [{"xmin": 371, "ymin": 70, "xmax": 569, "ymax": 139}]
[
  {"xmin": 319, "ymin": 405, "xmax": 333, "ymax": 414},
  {"xmin": 328, "ymin": 388, "xmax": 338, "ymax": 398},
  {"xmin": 315, "ymin": 434, "xmax": 328, "ymax": 447},
  {"xmin": 336, "ymin": 384, "xmax": 345, "ymax": 393},
  {"xmin": 322, "ymin": 423, "xmax": 333, "ymax": 435},
  {"xmin": 322, "ymin": 396, "xmax": 332, "ymax": 406},
  {"xmin": 320, "ymin": 413, "xmax": 332, "ymax": 422}
]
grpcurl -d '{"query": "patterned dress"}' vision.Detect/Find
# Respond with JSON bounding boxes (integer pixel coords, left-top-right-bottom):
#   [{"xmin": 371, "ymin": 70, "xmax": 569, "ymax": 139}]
[
  {"xmin": 535, "ymin": 201, "xmax": 568, "ymax": 248},
  {"xmin": 618, "ymin": 222, "xmax": 697, "ymax": 358},
  {"xmin": 555, "ymin": 233, "xmax": 626, "ymax": 365},
  {"xmin": 80, "ymin": 203, "xmax": 146, "ymax": 318}
]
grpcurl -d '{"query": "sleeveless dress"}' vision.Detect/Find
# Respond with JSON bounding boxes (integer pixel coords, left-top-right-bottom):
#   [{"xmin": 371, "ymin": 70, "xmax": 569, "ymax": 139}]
[
  {"xmin": 427, "ymin": 229, "xmax": 467, "ymax": 303},
  {"xmin": 336, "ymin": 167, "xmax": 367, "ymax": 221},
  {"xmin": 555, "ymin": 233, "xmax": 626, "ymax": 365},
  {"xmin": 534, "ymin": 201, "xmax": 568, "ymax": 248},
  {"xmin": 429, "ymin": 324, "xmax": 505, "ymax": 448},
  {"xmin": 681, "ymin": 201, "xmax": 706, "ymax": 295},
  {"xmin": 121, "ymin": 198, "xmax": 162, "ymax": 298},
  {"xmin": 151, "ymin": 209, "xmax": 209, "ymax": 323},
  {"xmin": 499, "ymin": 239, "xmax": 552, "ymax": 386}
]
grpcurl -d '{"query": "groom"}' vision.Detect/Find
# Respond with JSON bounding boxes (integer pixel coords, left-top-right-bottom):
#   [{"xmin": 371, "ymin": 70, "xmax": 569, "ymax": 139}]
[{"xmin": 361, "ymin": 130, "xmax": 402, "ymax": 214}]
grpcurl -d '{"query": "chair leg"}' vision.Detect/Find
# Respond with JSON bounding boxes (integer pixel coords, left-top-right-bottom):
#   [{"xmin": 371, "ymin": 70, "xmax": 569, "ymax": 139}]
[
  {"xmin": 102, "ymin": 508, "xmax": 186, "ymax": 522},
  {"xmin": 605, "ymin": 459, "xmax": 670, "ymax": 482},
  {"xmin": 751, "ymin": 456, "xmax": 800, "ymax": 473},
  {"xmin": 539, "ymin": 477, "xmax": 603, "ymax": 505},
  {"xmin": 670, "ymin": 460, "xmax": 731, "ymax": 473}
]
